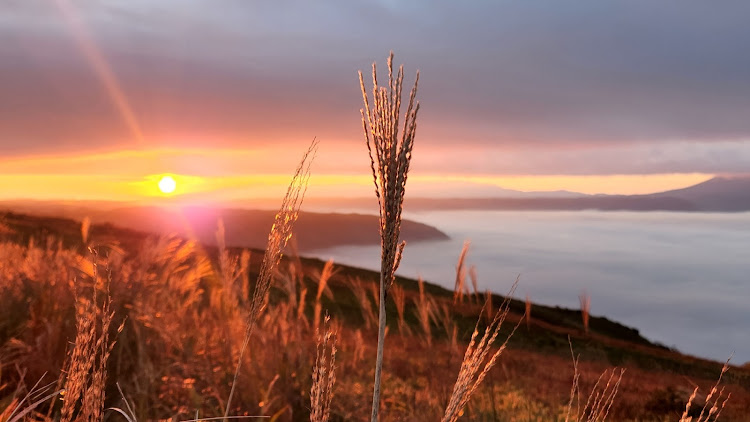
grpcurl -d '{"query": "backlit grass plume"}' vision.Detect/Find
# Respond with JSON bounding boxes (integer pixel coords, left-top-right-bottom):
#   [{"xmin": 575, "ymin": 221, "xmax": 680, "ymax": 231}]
[
  {"xmin": 680, "ymin": 358, "xmax": 732, "ymax": 422},
  {"xmin": 359, "ymin": 51, "xmax": 420, "ymax": 422},
  {"xmin": 442, "ymin": 277, "xmax": 522, "ymax": 422},
  {"xmin": 310, "ymin": 315, "xmax": 337, "ymax": 422},
  {"xmin": 313, "ymin": 259, "xmax": 337, "ymax": 335},
  {"xmin": 61, "ymin": 254, "xmax": 122, "ymax": 422},
  {"xmin": 224, "ymin": 139, "xmax": 318, "ymax": 418},
  {"xmin": 580, "ymin": 291, "xmax": 591, "ymax": 335}
]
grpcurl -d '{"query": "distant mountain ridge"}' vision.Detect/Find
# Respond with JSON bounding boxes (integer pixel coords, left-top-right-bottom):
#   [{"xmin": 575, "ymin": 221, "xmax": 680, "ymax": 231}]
[
  {"xmin": 646, "ymin": 176, "xmax": 750, "ymax": 211},
  {"xmin": 300, "ymin": 176, "xmax": 750, "ymax": 212},
  {"xmin": 0, "ymin": 203, "xmax": 449, "ymax": 251},
  {"xmin": 399, "ymin": 176, "xmax": 750, "ymax": 212},
  {"xmin": 2, "ymin": 177, "xmax": 748, "ymax": 222}
]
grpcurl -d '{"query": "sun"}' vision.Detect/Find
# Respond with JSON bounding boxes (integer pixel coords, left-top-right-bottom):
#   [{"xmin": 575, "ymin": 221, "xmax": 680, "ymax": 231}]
[{"xmin": 158, "ymin": 175, "xmax": 177, "ymax": 194}]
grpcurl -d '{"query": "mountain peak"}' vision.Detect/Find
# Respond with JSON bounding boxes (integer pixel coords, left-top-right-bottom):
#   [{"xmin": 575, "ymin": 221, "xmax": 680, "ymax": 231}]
[{"xmin": 652, "ymin": 175, "xmax": 750, "ymax": 211}]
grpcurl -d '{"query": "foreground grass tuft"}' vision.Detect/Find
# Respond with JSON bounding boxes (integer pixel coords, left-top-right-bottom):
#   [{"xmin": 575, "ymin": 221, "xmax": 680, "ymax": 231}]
[{"xmin": 359, "ymin": 51, "xmax": 420, "ymax": 422}]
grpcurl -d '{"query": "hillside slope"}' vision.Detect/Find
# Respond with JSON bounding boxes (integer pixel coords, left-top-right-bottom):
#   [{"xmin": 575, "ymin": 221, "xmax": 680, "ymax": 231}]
[
  {"xmin": 0, "ymin": 203, "xmax": 449, "ymax": 250},
  {"xmin": 1, "ymin": 211, "xmax": 749, "ymax": 420}
]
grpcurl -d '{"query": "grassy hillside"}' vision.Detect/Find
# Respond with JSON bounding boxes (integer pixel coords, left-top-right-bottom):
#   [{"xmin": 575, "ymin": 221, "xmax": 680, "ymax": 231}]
[
  {"xmin": 0, "ymin": 202, "xmax": 450, "ymax": 251},
  {"xmin": 1, "ymin": 211, "xmax": 748, "ymax": 421}
]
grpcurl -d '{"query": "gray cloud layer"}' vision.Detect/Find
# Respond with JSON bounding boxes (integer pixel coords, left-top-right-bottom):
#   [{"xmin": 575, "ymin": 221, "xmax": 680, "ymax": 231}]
[{"xmin": 2, "ymin": 0, "xmax": 750, "ymax": 173}]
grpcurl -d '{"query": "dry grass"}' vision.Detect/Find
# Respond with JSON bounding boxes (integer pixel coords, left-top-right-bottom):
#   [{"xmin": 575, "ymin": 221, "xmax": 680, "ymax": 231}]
[
  {"xmin": 483, "ymin": 290, "xmax": 493, "ymax": 324},
  {"xmin": 0, "ymin": 371, "xmax": 62, "ymax": 422},
  {"xmin": 565, "ymin": 350, "xmax": 625, "ymax": 422},
  {"xmin": 224, "ymin": 139, "xmax": 317, "ymax": 417},
  {"xmin": 215, "ymin": 218, "xmax": 251, "ymax": 313},
  {"xmin": 0, "ymin": 226, "xmax": 745, "ymax": 421},
  {"xmin": 680, "ymin": 359, "xmax": 732, "ymax": 422},
  {"xmin": 579, "ymin": 291, "xmax": 591, "ymax": 335},
  {"xmin": 453, "ymin": 241, "xmax": 470, "ymax": 305},
  {"xmin": 468, "ymin": 266, "xmax": 479, "ymax": 304},
  {"xmin": 312, "ymin": 259, "xmax": 337, "ymax": 335},
  {"xmin": 391, "ymin": 284, "xmax": 411, "ymax": 336},
  {"xmin": 359, "ymin": 51, "xmax": 420, "ymax": 422},
  {"xmin": 434, "ymin": 303, "xmax": 459, "ymax": 354},
  {"xmin": 310, "ymin": 316, "xmax": 337, "ymax": 422},
  {"xmin": 525, "ymin": 294, "xmax": 532, "ymax": 331},
  {"xmin": 579, "ymin": 368, "xmax": 626, "ymax": 422},
  {"xmin": 442, "ymin": 277, "xmax": 522, "ymax": 422},
  {"xmin": 80, "ymin": 217, "xmax": 90, "ymax": 246},
  {"xmin": 415, "ymin": 277, "xmax": 433, "ymax": 346},
  {"xmin": 61, "ymin": 252, "xmax": 122, "ymax": 422},
  {"xmin": 348, "ymin": 277, "xmax": 377, "ymax": 330}
]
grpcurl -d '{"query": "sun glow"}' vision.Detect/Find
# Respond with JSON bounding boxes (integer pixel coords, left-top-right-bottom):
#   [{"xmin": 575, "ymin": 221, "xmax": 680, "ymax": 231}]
[{"xmin": 158, "ymin": 175, "xmax": 177, "ymax": 194}]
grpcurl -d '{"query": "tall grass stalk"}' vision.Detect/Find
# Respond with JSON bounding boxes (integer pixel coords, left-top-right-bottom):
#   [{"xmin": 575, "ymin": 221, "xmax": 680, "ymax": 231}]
[
  {"xmin": 313, "ymin": 259, "xmax": 336, "ymax": 335},
  {"xmin": 391, "ymin": 284, "xmax": 410, "ymax": 336},
  {"xmin": 415, "ymin": 277, "xmax": 433, "ymax": 346},
  {"xmin": 310, "ymin": 315, "xmax": 337, "ymax": 422},
  {"xmin": 359, "ymin": 52, "xmax": 420, "ymax": 422},
  {"xmin": 566, "ymin": 340, "xmax": 582, "ymax": 421},
  {"xmin": 680, "ymin": 358, "xmax": 732, "ymax": 422},
  {"xmin": 215, "ymin": 218, "xmax": 251, "ymax": 312},
  {"xmin": 525, "ymin": 294, "xmax": 532, "ymax": 330},
  {"xmin": 61, "ymin": 254, "xmax": 122, "ymax": 422},
  {"xmin": 81, "ymin": 216, "xmax": 90, "ymax": 246},
  {"xmin": 453, "ymin": 241, "xmax": 470, "ymax": 304},
  {"xmin": 442, "ymin": 277, "xmax": 522, "ymax": 422},
  {"xmin": 566, "ymin": 340, "xmax": 625, "ymax": 422},
  {"xmin": 348, "ymin": 277, "xmax": 377, "ymax": 330},
  {"xmin": 1, "ymin": 374, "xmax": 62, "ymax": 422},
  {"xmin": 224, "ymin": 139, "xmax": 318, "ymax": 418},
  {"xmin": 468, "ymin": 265, "xmax": 479, "ymax": 304},
  {"xmin": 578, "ymin": 368, "xmax": 625, "ymax": 422},
  {"xmin": 484, "ymin": 290, "xmax": 493, "ymax": 324},
  {"xmin": 579, "ymin": 291, "xmax": 591, "ymax": 335}
]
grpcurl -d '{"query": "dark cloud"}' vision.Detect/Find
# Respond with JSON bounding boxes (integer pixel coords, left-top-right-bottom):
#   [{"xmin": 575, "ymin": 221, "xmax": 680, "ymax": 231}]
[{"xmin": 2, "ymin": 0, "xmax": 750, "ymax": 173}]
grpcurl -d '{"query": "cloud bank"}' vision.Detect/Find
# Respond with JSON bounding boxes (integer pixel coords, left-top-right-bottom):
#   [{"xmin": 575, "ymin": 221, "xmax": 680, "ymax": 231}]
[{"xmin": 2, "ymin": 0, "xmax": 750, "ymax": 175}]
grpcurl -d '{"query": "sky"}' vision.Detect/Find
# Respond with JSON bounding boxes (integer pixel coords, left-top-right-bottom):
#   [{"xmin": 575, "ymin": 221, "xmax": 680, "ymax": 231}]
[{"xmin": 3, "ymin": 0, "xmax": 750, "ymax": 201}]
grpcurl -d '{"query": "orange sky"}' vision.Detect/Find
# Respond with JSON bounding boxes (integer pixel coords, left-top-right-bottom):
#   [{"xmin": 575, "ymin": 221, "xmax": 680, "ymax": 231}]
[
  {"xmin": 2, "ymin": 2, "xmax": 748, "ymax": 202},
  {"xmin": 0, "ymin": 148, "xmax": 715, "ymax": 201}
]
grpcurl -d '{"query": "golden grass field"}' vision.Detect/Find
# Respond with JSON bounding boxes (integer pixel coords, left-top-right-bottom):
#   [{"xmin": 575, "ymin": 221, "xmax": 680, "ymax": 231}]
[{"xmin": 0, "ymin": 211, "xmax": 748, "ymax": 421}]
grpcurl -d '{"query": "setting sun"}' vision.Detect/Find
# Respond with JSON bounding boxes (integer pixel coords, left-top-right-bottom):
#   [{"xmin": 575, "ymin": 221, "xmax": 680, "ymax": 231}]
[{"xmin": 158, "ymin": 175, "xmax": 177, "ymax": 194}]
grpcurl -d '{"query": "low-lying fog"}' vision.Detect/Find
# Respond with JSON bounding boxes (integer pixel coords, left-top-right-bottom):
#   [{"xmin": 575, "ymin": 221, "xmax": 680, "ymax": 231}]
[{"xmin": 311, "ymin": 210, "xmax": 750, "ymax": 364}]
